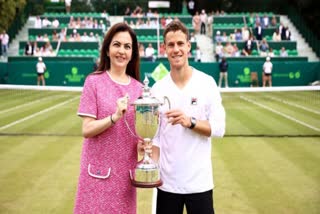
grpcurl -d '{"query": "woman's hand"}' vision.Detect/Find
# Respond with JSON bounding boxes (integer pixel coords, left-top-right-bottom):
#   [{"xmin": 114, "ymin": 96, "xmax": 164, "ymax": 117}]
[{"xmin": 113, "ymin": 93, "xmax": 129, "ymax": 121}]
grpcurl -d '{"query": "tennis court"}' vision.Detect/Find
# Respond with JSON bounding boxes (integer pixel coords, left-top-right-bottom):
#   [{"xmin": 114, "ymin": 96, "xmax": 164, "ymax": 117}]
[{"xmin": 0, "ymin": 85, "xmax": 319, "ymax": 213}]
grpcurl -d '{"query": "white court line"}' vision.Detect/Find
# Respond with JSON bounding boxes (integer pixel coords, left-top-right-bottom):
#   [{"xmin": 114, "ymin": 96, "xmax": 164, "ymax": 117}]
[
  {"xmin": 240, "ymin": 96, "xmax": 320, "ymax": 132},
  {"xmin": 266, "ymin": 96, "xmax": 320, "ymax": 115},
  {"xmin": 0, "ymin": 94, "xmax": 63, "ymax": 114},
  {"xmin": 0, "ymin": 96, "xmax": 79, "ymax": 131}
]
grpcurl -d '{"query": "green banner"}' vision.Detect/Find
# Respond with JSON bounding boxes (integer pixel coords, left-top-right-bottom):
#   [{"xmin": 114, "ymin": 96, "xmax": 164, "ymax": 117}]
[{"xmin": 2, "ymin": 61, "xmax": 320, "ymax": 87}]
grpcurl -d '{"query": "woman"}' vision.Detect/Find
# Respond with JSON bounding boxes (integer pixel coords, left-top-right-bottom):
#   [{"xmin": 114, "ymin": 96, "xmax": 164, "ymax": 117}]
[{"xmin": 74, "ymin": 22, "xmax": 143, "ymax": 214}]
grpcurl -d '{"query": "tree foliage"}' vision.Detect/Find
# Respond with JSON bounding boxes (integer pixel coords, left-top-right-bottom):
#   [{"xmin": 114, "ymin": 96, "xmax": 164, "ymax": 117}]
[{"xmin": 0, "ymin": 0, "xmax": 26, "ymax": 31}]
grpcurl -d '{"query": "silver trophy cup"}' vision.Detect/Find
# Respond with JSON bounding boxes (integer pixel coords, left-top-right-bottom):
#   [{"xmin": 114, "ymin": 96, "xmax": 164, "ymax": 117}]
[{"xmin": 129, "ymin": 76, "xmax": 170, "ymax": 188}]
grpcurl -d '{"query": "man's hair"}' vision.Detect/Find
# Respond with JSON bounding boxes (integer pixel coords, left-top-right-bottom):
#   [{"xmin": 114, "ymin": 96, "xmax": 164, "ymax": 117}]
[{"xmin": 163, "ymin": 21, "xmax": 189, "ymax": 44}]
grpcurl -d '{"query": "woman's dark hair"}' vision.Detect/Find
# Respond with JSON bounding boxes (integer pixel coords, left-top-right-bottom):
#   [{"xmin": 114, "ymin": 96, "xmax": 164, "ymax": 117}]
[{"xmin": 96, "ymin": 22, "xmax": 140, "ymax": 81}]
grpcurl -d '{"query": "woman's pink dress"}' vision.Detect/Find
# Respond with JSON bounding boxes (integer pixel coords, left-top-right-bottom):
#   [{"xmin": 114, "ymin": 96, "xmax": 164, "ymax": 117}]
[{"xmin": 74, "ymin": 72, "xmax": 143, "ymax": 214}]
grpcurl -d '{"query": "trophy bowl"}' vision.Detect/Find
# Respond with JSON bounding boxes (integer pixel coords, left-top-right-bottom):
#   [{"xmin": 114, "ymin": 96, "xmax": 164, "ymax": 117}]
[{"xmin": 129, "ymin": 77, "xmax": 167, "ymax": 188}]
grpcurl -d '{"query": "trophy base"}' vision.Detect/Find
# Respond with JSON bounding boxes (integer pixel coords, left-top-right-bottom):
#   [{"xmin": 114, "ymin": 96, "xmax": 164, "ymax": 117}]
[
  {"xmin": 131, "ymin": 179, "xmax": 163, "ymax": 188},
  {"xmin": 129, "ymin": 167, "xmax": 163, "ymax": 188}
]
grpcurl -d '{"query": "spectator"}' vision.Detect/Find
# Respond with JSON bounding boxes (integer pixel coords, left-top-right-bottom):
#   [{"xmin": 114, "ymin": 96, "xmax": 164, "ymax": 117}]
[
  {"xmin": 124, "ymin": 7, "xmax": 131, "ymax": 16},
  {"xmin": 207, "ymin": 11, "xmax": 214, "ymax": 36},
  {"xmin": 52, "ymin": 18, "xmax": 60, "ymax": 28},
  {"xmin": 189, "ymin": 32, "xmax": 196, "ymax": 42},
  {"xmin": 215, "ymin": 30, "xmax": 222, "ymax": 43},
  {"xmin": 262, "ymin": 14, "xmax": 270, "ymax": 28},
  {"xmin": 262, "ymin": 56, "xmax": 273, "ymax": 87},
  {"xmin": 52, "ymin": 30, "xmax": 59, "ymax": 41},
  {"xmin": 138, "ymin": 43, "xmax": 145, "ymax": 57},
  {"xmin": 65, "ymin": 0, "xmax": 72, "ymax": 13},
  {"xmin": 42, "ymin": 17, "xmax": 51, "ymax": 27},
  {"xmin": 272, "ymin": 29, "xmax": 281, "ymax": 41},
  {"xmin": 24, "ymin": 41, "xmax": 34, "ymax": 56},
  {"xmin": 36, "ymin": 57, "xmax": 46, "ymax": 86},
  {"xmin": 34, "ymin": 16, "xmax": 42, "ymax": 28},
  {"xmin": 224, "ymin": 41, "xmax": 234, "ymax": 56},
  {"xmin": 200, "ymin": 9, "xmax": 207, "ymax": 35},
  {"xmin": 192, "ymin": 11, "xmax": 201, "ymax": 34},
  {"xmin": 1, "ymin": 30, "xmax": 9, "ymax": 58},
  {"xmin": 187, "ymin": 0, "xmax": 196, "ymax": 15},
  {"xmin": 280, "ymin": 46, "xmax": 288, "ymax": 57},
  {"xmin": 255, "ymin": 22, "xmax": 263, "ymax": 41},
  {"xmin": 219, "ymin": 56, "xmax": 229, "ymax": 87},
  {"xmin": 244, "ymin": 35, "xmax": 254, "ymax": 55},
  {"xmin": 283, "ymin": 26, "xmax": 291, "ymax": 40},
  {"xmin": 259, "ymin": 38, "xmax": 269, "ymax": 56},
  {"xmin": 194, "ymin": 46, "xmax": 202, "ymax": 62},
  {"xmin": 145, "ymin": 43, "xmax": 155, "ymax": 61},
  {"xmin": 214, "ymin": 41, "xmax": 224, "ymax": 62},
  {"xmin": 271, "ymin": 15, "xmax": 277, "ymax": 27}
]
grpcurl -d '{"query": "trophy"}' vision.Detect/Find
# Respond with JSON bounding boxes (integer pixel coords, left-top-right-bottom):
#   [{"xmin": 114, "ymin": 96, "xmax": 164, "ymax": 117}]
[{"xmin": 128, "ymin": 76, "xmax": 170, "ymax": 188}]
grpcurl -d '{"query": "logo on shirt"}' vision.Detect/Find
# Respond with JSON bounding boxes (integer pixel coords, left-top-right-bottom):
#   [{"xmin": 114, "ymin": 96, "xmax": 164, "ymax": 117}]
[{"xmin": 191, "ymin": 97, "xmax": 197, "ymax": 105}]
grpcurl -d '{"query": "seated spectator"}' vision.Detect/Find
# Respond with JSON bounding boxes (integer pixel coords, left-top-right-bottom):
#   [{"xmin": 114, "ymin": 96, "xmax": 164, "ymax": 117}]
[
  {"xmin": 272, "ymin": 29, "xmax": 281, "ymax": 41},
  {"xmin": 259, "ymin": 38, "xmax": 269, "ymax": 56},
  {"xmin": 271, "ymin": 15, "xmax": 277, "ymax": 27},
  {"xmin": 139, "ymin": 43, "xmax": 145, "ymax": 57},
  {"xmin": 24, "ymin": 41, "xmax": 34, "ymax": 56},
  {"xmin": 34, "ymin": 16, "xmax": 42, "ymax": 28},
  {"xmin": 241, "ymin": 48, "xmax": 249, "ymax": 56},
  {"xmin": 234, "ymin": 29, "xmax": 242, "ymax": 41},
  {"xmin": 159, "ymin": 43, "xmax": 166, "ymax": 57},
  {"xmin": 232, "ymin": 43, "xmax": 240, "ymax": 56},
  {"xmin": 280, "ymin": 46, "xmax": 288, "ymax": 57},
  {"xmin": 81, "ymin": 32, "xmax": 89, "ymax": 41},
  {"xmin": 52, "ymin": 30, "xmax": 59, "ymax": 41},
  {"xmin": 42, "ymin": 33, "xmax": 50, "ymax": 42},
  {"xmin": 101, "ymin": 10, "xmax": 109, "ymax": 20},
  {"xmin": 267, "ymin": 47, "xmax": 275, "ymax": 57},
  {"xmin": 98, "ymin": 20, "xmax": 106, "ymax": 32},
  {"xmin": 87, "ymin": 32, "xmax": 96, "ymax": 41},
  {"xmin": 242, "ymin": 27, "xmax": 250, "ymax": 41},
  {"xmin": 262, "ymin": 14, "xmax": 269, "ymax": 28},
  {"xmin": 51, "ymin": 18, "xmax": 60, "ymax": 28},
  {"xmin": 42, "ymin": 17, "xmax": 51, "ymax": 27},
  {"xmin": 145, "ymin": 43, "xmax": 155, "ymax": 61},
  {"xmin": 36, "ymin": 34, "xmax": 43, "ymax": 41},
  {"xmin": 189, "ymin": 32, "xmax": 196, "ymax": 42},
  {"xmin": 59, "ymin": 28, "xmax": 67, "ymax": 41},
  {"xmin": 215, "ymin": 30, "xmax": 222, "ymax": 43},
  {"xmin": 244, "ymin": 35, "xmax": 254, "ymax": 55},
  {"xmin": 160, "ymin": 16, "xmax": 166, "ymax": 28},
  {"xmin": 214, "ymin": 41, "xmax": 224, "ymax": 62},
  {"xmin": 224, "ymin": 42, "xmax": 234, "ymax": 56},
  {"xmin": 165, "ymin": 16, "xmax": 173, "ymax": 26},
  {"xmin": 42, "ymin": 41, "xmax": 54, "ymax": 56},
  {"xmin": 221, "ymin": 31, "xmax": 228, "ymax": 42}
]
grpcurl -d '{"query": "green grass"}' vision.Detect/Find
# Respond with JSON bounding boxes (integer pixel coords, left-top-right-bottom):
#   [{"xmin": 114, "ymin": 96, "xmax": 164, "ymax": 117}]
[{"xmin": 0, "ymin": 89, "xmax": 319, "ymax": 213}]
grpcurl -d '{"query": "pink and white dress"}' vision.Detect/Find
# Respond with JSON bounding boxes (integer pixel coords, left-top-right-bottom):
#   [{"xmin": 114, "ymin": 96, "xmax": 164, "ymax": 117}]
[{"xmin": 74, "ymin": 71, "xmax": 143, "ymax": 214}]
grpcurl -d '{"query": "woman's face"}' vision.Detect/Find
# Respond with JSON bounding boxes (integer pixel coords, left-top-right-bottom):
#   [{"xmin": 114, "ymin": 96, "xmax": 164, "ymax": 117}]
[{"xmin": 108, "ymin": 31, "xmax": 133, "ymax": 70}]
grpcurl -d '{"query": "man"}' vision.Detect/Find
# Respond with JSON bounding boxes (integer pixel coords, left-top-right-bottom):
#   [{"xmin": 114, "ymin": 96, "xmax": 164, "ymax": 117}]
[
  {"xmin": 1, "ymin": 30, "xmax": 9, "ymax": 58},
  {"xmin": 262, "ymin": 56, "xmax": 273, "ymax": 87},
  {"xmin": 218, "ymin": 56, "xmax": 229, "ymax": 88},
  {"xmin": 36, "ymin": 57, "xmax": 46, "ymax": 86},
  {"xmin": 150, "ymin": 21, "xmax": 226, "ymax": 214}
]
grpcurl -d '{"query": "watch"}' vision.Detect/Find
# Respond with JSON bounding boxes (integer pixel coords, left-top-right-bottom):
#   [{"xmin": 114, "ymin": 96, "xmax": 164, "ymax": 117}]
[{"xmin": 189, "ymin": 117, "xmax": 196, "ymax": 129}]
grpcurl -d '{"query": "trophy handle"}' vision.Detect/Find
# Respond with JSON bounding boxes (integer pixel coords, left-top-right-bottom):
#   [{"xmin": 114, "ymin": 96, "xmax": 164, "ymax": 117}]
[{"xmin": 163, "ymin": 96, "xmax": 171, "ymax": 110}]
